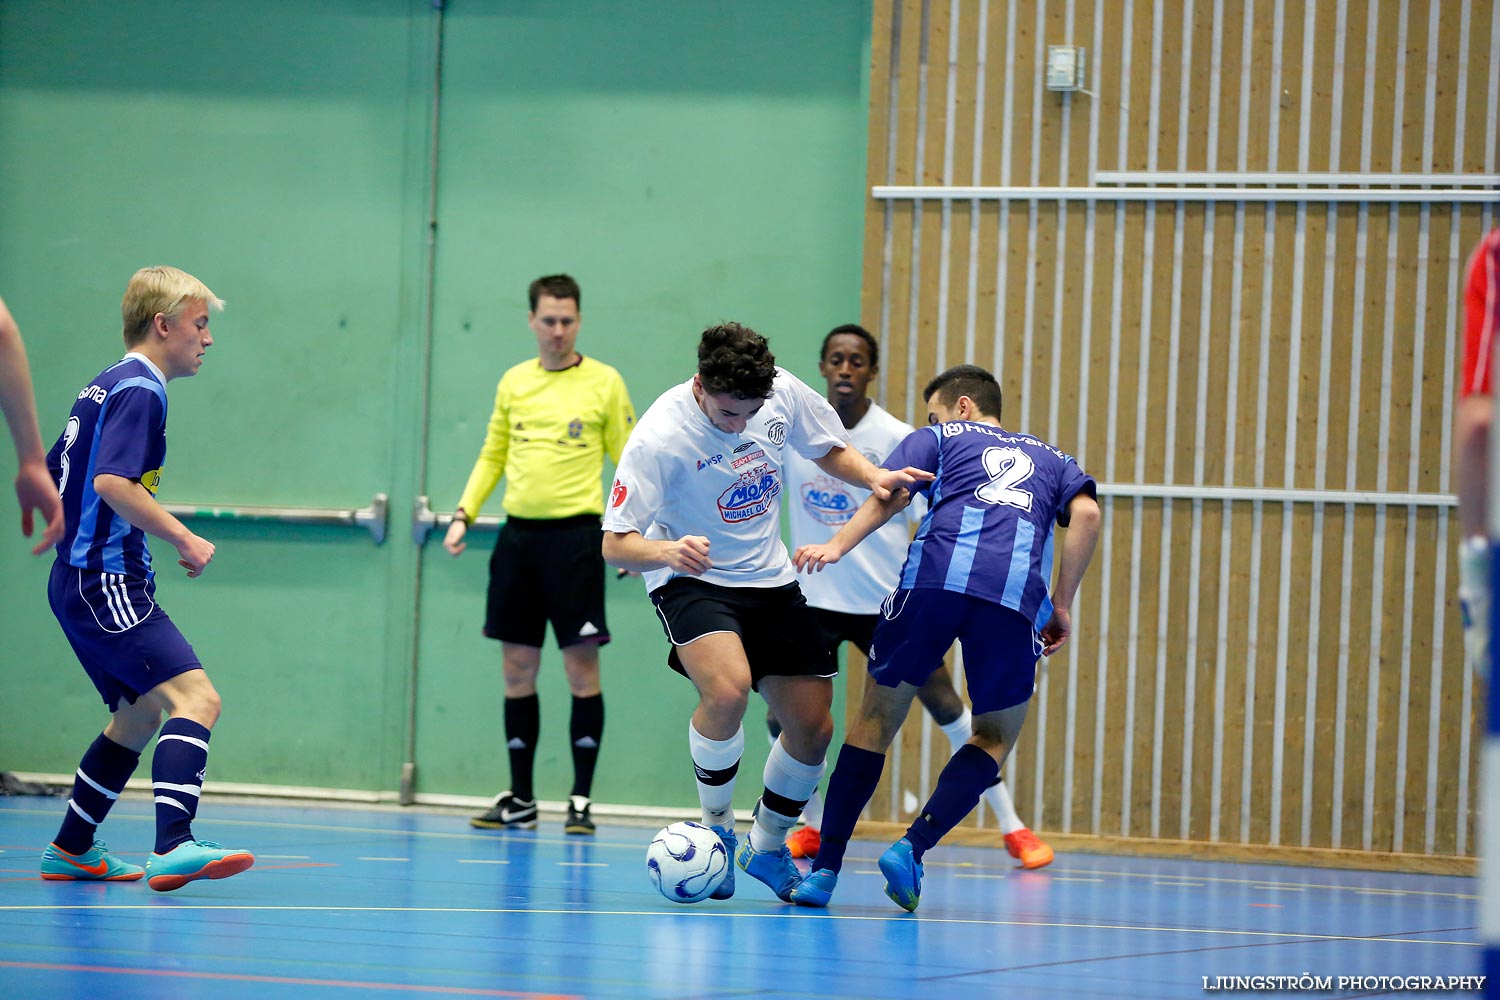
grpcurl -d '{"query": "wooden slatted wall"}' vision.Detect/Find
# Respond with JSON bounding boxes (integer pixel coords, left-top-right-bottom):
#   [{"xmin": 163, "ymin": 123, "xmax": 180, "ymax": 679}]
[{"xmin": 855, "ymin": 0, "xmax": 1499, "ymax": 859}]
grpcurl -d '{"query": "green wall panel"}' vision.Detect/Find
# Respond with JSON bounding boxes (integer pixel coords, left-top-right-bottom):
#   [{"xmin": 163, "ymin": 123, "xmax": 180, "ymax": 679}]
[
  {"xmin": 0, "ymin": 0, "xmax": 432, "ymax": 791},
  {"xmin": 1, "ymin": 0, "xmax": 871, "ymax": 812}
]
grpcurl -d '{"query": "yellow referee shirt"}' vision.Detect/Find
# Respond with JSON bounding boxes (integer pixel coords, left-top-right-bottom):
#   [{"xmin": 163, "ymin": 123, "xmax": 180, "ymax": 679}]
[{"xmin": 456, "ymin": 355, "xmax": 635, "ymax": 520}]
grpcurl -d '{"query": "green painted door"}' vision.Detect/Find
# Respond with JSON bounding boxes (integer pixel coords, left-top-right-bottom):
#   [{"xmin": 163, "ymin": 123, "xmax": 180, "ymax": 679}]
[{"xmin": 1, "ymin": 0, "xmax": 870, "ymax": 808}]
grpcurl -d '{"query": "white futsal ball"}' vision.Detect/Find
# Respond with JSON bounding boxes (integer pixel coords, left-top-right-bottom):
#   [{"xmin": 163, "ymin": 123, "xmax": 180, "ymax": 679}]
[{"xmin": 646, "ymin": 820, "xmax": 729, "ymax": 904}]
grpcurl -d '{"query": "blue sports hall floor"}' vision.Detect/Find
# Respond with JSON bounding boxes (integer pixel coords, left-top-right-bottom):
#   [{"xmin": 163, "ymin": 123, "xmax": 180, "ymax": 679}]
[{"xmin": 0, "ymin": 796, "xmax": 1479, "ymax": 999}]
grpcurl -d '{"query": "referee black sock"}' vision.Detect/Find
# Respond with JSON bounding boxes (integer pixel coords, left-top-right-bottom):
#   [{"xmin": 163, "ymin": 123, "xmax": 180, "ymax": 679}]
[
  {"xmin": 569, "ymin": 693, "xmax": 604, "ymax": 798},
  {"xmin": 504, "ymin": 694, "xmax": 539, "ymax": 803}
]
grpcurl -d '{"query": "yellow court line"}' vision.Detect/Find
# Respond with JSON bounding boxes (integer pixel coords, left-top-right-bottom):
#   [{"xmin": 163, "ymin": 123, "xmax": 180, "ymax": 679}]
[{"xmin": 0, "ymin": 903, "xmax": 1476, "ymax": 947}]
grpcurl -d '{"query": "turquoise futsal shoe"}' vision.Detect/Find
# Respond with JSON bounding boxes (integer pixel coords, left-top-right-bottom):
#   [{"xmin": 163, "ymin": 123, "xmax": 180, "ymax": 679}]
[
  {"xmin": 709, "ymin": 826, "xmax": 736, "ymax": 899},
  {"xmin": 40, "ymin": 841, "xmax": 144, "ymax": 881},
  {"xmin": 790, "ymin": 867, "xmax": 838, "ymax": 907},
  {"xmin": 736, "ymin": 836, "xmax": 803, "ymax": 902},
  {"xmin": 878, "ymin": 838, "xmax": 923, "ymax": 912},
  {"xmin": 146, "ymin": 839, "xmax": 255, "ymax": 892}
]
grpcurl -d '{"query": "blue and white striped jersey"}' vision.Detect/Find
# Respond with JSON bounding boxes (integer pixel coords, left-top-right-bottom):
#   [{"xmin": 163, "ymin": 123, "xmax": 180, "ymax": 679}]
[
  {"xmin": 883, "ymin": 421, "xmax": 1096, "ymax": 627},
  {"xmin": 46, "ymin": 353, "xmax": 169, "ymax": 578}
]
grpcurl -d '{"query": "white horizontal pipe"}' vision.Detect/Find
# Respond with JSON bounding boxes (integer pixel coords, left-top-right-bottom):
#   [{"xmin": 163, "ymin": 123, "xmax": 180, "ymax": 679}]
[
  {"xmin": 1096, "ymin": 482, "xmax": 1455, "ymax": 507},
  {"xmin": 1096, "ymin": 169, "xmax": 1500, "ymax": 186},
  {"xmin": 871, "ymin": 185, "xmax": 1498, "ymax": 203},
  {"xmin": 161, "ymin": 493, "xmax": 388, "ymax": 543}
]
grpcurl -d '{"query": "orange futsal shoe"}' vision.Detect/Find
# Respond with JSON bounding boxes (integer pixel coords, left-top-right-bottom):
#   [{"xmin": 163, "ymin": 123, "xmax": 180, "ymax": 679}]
[
  {"xmin": 785, "ymin": 825, "xmax": 821, "ymax": 860},
  {"xmin": 1003, "ymin": 828, "xmax": 1054, "ymax": 870}
]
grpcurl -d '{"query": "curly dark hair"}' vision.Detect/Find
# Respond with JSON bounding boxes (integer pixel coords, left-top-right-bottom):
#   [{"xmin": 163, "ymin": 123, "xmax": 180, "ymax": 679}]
[
  {"xmin": 528, "ymin": 273, "xmax": 580, "ymax": 311},
  {"xmin": 697, "ymin": 322, "xmax": 777, "ymax": 399},
  {"xmin": 923, "ymin": 364, "xmax": 1003, "ymax": 419},
  {"xmin": 819, "ymin": 323, "xmax": 879, "ymax": 368}
]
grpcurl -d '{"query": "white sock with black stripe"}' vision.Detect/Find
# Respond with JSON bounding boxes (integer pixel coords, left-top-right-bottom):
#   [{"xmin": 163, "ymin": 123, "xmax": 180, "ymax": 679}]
[{"xmin": 688, "ymin": 721, "xmax": 743, "ymax": 830}]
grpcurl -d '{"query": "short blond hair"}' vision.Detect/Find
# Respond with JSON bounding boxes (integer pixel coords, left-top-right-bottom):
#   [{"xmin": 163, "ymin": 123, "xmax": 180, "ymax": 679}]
[{"xmin": 121, "ymin": 266, "xmax": 224, "ymax": 347}]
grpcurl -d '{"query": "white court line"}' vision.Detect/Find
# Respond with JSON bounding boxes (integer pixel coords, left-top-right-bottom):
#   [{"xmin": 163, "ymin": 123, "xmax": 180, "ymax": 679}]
[
  {"xmin": 1054, "ymin": 866, "xmax": 1475, "ymax": 901},
  {"xmin": 1155, "ymin": 881, "xmax": 1206, "ymax": 888},
  {"xmin": 1251, "ymin": 884, "xmax": 1306, "ymax": 892},
  {"xmin": 457, "ymin": 859, "xmax": 509, "ymax": 865},
  {"xmin": 0, "ymin": 903, "xmax": 1473, "ymax": 946}
]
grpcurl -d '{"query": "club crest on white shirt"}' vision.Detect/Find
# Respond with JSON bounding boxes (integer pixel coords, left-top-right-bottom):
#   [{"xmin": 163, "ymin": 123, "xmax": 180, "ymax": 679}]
[
  {"xmin": 718, "ymin": 464, "xmax": 780, "ymax": 523},
  {"xmin": 800, "ymin": 475, "xmax": 857, "ymax": 526}
]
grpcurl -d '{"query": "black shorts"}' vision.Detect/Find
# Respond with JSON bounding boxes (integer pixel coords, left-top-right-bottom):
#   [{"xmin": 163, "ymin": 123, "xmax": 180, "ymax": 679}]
[
  {"xmin": 649, "ymin": 577, "xmax": 835, "ymax": 691},
  {"xmin": 810, "ymin": 607, "xmax": 877, "ymax": 660},
  {"xmin": 484, "ymin": 514, "xmax": 609, "ymax": 649}
]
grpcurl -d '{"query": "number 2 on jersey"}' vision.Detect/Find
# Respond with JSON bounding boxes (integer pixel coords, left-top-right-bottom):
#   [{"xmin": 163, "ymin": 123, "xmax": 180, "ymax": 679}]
[{"xmin": 975, "ymin": 445, "xmax": 1035, "ymax": 511}]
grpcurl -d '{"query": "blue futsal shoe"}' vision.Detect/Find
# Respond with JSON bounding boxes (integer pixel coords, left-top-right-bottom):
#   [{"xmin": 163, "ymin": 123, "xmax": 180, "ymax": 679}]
[
  {"xmin": 790, "ymin": 867, "xmax": 838, "ymax": 907},
  {"xmin": 146, "ymin": 839, "xmax": 255, "ymax": 892},
  {"xmin": 736, "ymin": 835, "xmax": 803, "ymax": 902},
  {"xmin": 878, "ymin": 838, "xmax": 923, "ymax": 912},
  {"xmin": 709, "ymin": 826, "xmax": 736, "ymax": 899},
  {"xmin": 40, "ymin": 841, "xmax": 144, "ymax": 881}
]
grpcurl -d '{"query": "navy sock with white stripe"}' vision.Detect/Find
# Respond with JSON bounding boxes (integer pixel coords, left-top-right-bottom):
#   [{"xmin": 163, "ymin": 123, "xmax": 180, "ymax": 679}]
[
  {"xmin": 54, "ymin": 734, "xmax": 141, "ymax": 855},
  {"xmin": 152, "ymin": 718, "xmax": 211, "ymax": 855}
]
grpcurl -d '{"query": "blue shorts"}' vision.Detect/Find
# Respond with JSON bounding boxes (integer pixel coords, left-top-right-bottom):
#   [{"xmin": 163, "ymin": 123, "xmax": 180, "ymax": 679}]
[
  {"xmin": 47, "ymin": 560, "xmax": 202, "ymax": 713},
  {"xmin": 867, "ymin": 588, "xmax": 1042, "ymax": 714}
]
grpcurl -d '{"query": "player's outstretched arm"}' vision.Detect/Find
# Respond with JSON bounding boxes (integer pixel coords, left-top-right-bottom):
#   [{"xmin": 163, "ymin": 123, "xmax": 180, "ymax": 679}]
[
  {"xmin": 15, "ymin": 461, "xmax": 64, "ymax": 555},
  {"xmin": 793, "ymin": 490, "xmax": 907, "ymax": 573},
  {"xmin": 813, "ymin": 443, "xmax": 934, "ymax": 500},
  {"xmin": 0, "ymin": 297, "xmax": 64, "ymax": 553},
  {"xmin": 1040, "ymin": 493, "xmax": 1101, "ymax": 656},
  {"xmin": 602, "ymin": 529, "xmax": 712, "ymax": 576},
  {"xmin": 92, "ymin": 473, "xmax": 215, "ymax": 577}
]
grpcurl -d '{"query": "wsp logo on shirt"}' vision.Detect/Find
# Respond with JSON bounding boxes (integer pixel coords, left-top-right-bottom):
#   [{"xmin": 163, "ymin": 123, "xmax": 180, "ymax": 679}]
[
  {"xmin": 801, "ymin": 477, "xmax": 855, "ymax": 526},
  {"xmin": 696, "ymin": 454, "xmax": 724, "ymax": 471},
  {"xmin": 718, "ymin": 466, "xmax": 780, "ymax": 522}
]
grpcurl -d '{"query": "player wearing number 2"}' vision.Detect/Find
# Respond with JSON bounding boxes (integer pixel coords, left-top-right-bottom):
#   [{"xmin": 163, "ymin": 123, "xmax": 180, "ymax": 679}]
[
  {"xmin": 38, "ymin": 266, "xmax": 254, "ymax": 892},
  {"xmin": 788, "ymin": 364, "xmax": 1100, "ymax": 911},
  {"xmin": 776, "ymin": 325, "xmax": 1055, "ymax": 869}
]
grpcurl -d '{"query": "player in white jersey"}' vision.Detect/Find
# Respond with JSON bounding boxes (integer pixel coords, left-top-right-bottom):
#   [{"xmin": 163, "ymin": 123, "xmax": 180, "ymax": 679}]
[
  {"xmin": 776, "ymin": 325, "xmax": 1053, "ymax": 869},
  {"xmin": 602, "ymin": 322, "xmax": 931, "ymax": 903}
]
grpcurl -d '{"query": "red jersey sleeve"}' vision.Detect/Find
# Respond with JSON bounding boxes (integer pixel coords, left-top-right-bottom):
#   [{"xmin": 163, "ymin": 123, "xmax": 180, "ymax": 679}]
[{"xmin": 1461, "ymin": 229, "xmax": 1500, "ymax": 398}]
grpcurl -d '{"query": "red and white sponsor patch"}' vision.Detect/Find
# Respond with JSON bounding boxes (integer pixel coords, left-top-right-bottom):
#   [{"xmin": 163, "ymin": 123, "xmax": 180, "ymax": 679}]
[{"xmin": 610, "ymin": 479, "xmax": 628, "ymax": 507}]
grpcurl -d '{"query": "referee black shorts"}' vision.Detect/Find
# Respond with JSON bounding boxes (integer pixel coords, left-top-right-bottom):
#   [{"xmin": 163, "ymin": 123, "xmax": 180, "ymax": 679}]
[
  {"xmin": 484, "ymin": 514, "xmax": 609, "ymax": 649},
  {"xmin": 649, "ymin": 576, "xmax": 835, "ymax": 691}
]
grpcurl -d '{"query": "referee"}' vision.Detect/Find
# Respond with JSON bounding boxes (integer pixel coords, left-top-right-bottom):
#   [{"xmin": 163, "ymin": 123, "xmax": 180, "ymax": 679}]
[{"xmin": 444, "ymin": 274, "xmax": 635, "ymax": 835}]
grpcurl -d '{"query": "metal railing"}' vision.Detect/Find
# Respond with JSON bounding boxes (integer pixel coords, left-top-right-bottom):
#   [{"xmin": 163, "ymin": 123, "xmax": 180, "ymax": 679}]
[
  {"xmin": 159, "ymin": 493, "xmax": 389, "ymax": 544},
  {"xmin": 409, "ymin": 495, "xmax": 501, "ymax": 545}
]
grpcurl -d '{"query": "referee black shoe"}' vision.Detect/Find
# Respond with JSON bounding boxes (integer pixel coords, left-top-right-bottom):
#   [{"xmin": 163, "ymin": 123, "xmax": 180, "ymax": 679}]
[
  {"xmin": 564, "ymin": 795, "xmax": 595, "ymax": 835},
  {"xmin": 471, "ymin": 792, "xmax": 537, "ymax": 830}
]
